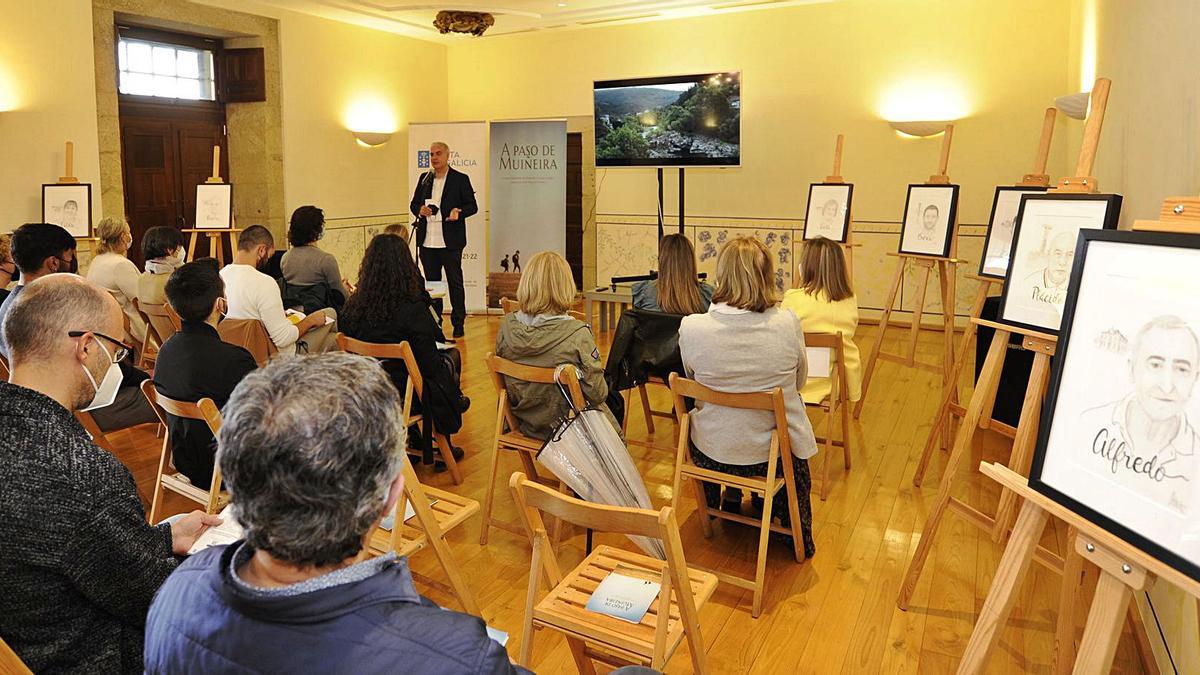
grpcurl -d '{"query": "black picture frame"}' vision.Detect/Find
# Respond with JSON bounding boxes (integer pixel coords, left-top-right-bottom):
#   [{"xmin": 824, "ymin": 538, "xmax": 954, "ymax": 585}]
[
  {"xmin": 802, "ymin": 182, "xmax": 854, "ymax": 243},
  {"xmin": 41, "ymin": 183, "xmax": 93, "ymax": 238},
  {"xmin": 978, "ymin": 185, "xmax": 1051, "ymax": 279},
  {"xmin": 897, "ymin": 183, "xmax": 959, "ymax": 258},
  {"xmin": 996, "ymin": 192, "xmax": 1122, "ymax": 335},
  {"xmin": 1029, "ymin": 228, "xmax": 1200, "ymax": 584}
]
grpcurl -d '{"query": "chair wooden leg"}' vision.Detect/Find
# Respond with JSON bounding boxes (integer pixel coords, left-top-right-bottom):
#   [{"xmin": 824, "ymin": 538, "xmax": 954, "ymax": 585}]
[
  {"xmin": 434, "ymin": 432, "xmax": 464, "ymax": 485},
  {"xmin": 638, "ymin": 383, "xmax": 655, "ymax": 434},
  {"xmin": 621, "ymin": 389, "xmax": 631, "ymax": 436},
  {"xmin": 752, "ymin": 484, "xmax": 775, "ymax": 618},
  {"xmin": 821, "ymin": 406, "xmax": 833, "ymax": 501},
  {"xmin": 148, "ymin": 435, "xmax": 170, "ymax": 524},
  {"xmin": 840, "ymin": 397, "xmax": 852, "ymax": 469},
  {"xmin": 430, "ymin": 524, "xmax": 480, "ymax": 615},
  {"xmin": 690, "ymin": 477, "xmax": 714, "ymax": 538},
  {"xmin": 565, "ymin": 636, "xmax": 599, "ymax": 675},
  {"xmin": 519, "ymin": 536, "xmax": 543, "ymax": 667},
  {"xmin": 479, "ymin": 438, "xmax": 505, "ymax": 546}
]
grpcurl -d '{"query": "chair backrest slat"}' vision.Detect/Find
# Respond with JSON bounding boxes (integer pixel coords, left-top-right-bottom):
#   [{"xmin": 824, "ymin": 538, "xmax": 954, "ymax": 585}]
[
  {"xmin": 667, "ymin": 373, "xmax": 780, "ymax": 412},
  {"xmin": 139, "ymin": 300, "xmax": 181, "ymax": 344},
  {"xmin": 140, "ymin": 379, "xmax": 221, "ymax": 434},
  {"xmin": 510, "ymin": 473, "xmax": 665, "ymax": 539}
]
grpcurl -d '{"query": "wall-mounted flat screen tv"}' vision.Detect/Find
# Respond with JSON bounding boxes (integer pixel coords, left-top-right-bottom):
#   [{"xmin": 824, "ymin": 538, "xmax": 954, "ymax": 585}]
[{"xmin": 594, "ymin": 72, "xmax": 741, "ymax": 167}]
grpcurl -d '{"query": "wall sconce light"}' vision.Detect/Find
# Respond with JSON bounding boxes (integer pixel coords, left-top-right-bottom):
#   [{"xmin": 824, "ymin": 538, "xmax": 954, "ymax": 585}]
[
  {"xmin": 352, "ymin": 131, "xmax": 393, "ymax": 147},
  {"xmin": 888, "ymin": 120, "xmax": 954, "ymax": 138},
  {"xmin": 1054, "ymin": 92, "xmax": 1091, "ymax": 120}
]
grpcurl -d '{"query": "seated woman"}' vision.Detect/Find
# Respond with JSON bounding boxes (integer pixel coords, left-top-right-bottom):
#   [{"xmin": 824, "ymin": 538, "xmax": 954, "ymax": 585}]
[
  {"xmin": 496, "ymin": 251, "xmax": 619, "ymax": 439},
  {"xmin": 0, "ymin": 234, "xmax": 15, "ymax": 303},
  {"xmin": 86, "ymin": 216, "xmax": 147, "ymax": 345},
  {"xmin": 383, "ymin": 222, "xmax": 411, "ymax": 243},
  {"xmin": 782, "ymin": 236, "xmax": 862, "ymax": 404},
  {"xmin": 280, "ymin": 205, "xmax": 352, "ymax": 310},
  {"xmin": 340, "ymin": 233, "xmax": 469, "ymax": 465},
  {"xmin": 632, "ymin": 234, "xmax": 713, "ymax": 314},
  {"xmin": 137, "ymin": 225, "xmax": 186, "ymax": 304},
  {"xmin": 678, "ymin": 236, "xmax": 819, "ymax": 557}
]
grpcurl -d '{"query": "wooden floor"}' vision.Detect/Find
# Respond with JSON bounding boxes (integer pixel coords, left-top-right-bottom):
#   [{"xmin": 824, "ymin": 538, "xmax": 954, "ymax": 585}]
[{"xmin": 113, "ymin": 315, "xmax": 1150, "ymax": 674}]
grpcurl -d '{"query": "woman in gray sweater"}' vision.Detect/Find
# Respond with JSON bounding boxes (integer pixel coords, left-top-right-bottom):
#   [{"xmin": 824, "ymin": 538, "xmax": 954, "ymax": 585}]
[
  {"xmin": 280, "ymin": 205, "xmax": 352, "ymax": 306},
  {"xmin": 678, "ymin": 236, "xmax": 819, "ymax": 557}
]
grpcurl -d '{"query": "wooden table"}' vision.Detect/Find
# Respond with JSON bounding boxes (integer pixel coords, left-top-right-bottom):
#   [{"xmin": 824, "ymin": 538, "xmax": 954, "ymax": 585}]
[{"xmin": 582, "ymin": 285, "xmax": 633, "ymax": 333}]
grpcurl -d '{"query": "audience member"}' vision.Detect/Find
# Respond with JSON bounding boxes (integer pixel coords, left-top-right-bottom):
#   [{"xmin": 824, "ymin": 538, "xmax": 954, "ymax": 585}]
[
  {"xmin": 0, "ymin": 223, "xmax": 157, "ymax": 432},
  {"xmin": 280, "ymin": 205, "xmax": 351, "ymax": 311},
  {"xmin": 138, "ymin": 225, "xmax": 186, "ymax": 305},
  {"xmin": 0, "ymin": 234, "xmax": 15, "ymax": 303},
  {"xmin": 383, "ymin": 222, "xmax": 411, "ymax": 242},
  {"xmin": 678, "ymin": 236, "xmax": 818, "ymax": 557},
  {"xmin": 0, "ymin": 274, "xmax": 218, "ymax": 673},
  {"xmin": 632, "ymin": 233, "xmax": 713, "ymax": 315},
  {"xmin": 782, "ymin": 236, "xmax": 862, "ymax": 402},
  {"xmin": 144, "ymin": 353, "xmax": 526, "ymax": 674},
  {"xmin": 341, "ymin": 234, "xmax": 469, "ymax": 467},
  {"xmin": 221, "ymin": 225, "xmax": 337, "ymax": 355},
  {"xmin": 86, "ymin": 216, "xmax": 146, "ymax": 345},
  {"xmin": 154, "ymin": 261, "xmax": 257, "ymax": 487},
  {"xmin": 496, "ymin": 251, "xmax": 620, "ymax": 439}
]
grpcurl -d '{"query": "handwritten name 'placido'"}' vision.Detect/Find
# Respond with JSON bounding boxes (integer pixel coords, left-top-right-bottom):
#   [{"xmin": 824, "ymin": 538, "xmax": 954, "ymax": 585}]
[
  {"xmin": 602, "ymin": 598, "xmax": 635, "ymax": 612},
  {"xmin": 1092, "ymin": 427, "xmax": 1170, "ymax": 482}
]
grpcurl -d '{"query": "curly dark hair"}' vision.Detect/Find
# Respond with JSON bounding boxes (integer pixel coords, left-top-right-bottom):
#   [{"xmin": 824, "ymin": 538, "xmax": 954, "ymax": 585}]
[
  {"xmin": 341, "ymin": 234, "xmax": 427, "ymax": 330},
  {"xmin": 288, "ymin": 205, "xmax": 325, "ymax": 247}
]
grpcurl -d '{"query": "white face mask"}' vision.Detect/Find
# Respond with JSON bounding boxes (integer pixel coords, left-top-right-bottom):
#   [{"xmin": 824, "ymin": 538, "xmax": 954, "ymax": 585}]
[
  {"xmin": 173, "ymin": 247, "xmax": 187, "ymax": 264},
  {"xmin": 80, "ymin": 340, "xmax": 123, "ymax": 411}
]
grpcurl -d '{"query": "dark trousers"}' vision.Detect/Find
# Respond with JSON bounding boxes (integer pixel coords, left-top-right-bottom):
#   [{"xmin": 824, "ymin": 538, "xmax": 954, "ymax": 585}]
[{"xmin": 420, "ymin": 247, "xmax": 465, "ymax": 330}]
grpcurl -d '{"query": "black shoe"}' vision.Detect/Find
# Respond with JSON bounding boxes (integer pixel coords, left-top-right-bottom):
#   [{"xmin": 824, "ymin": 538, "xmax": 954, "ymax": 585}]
[
  {"xmin": 433, "ymin": 446, "xmax": 466, "ymax": 472},
  {"xmin": 452, "ymin": 326, "xmax": 465, "ymax": 338},
  {"xmin": 455, "ymin": 395, "xmax": 471, "ymax": 413},
  {"xmin": 720, "ymin": 498, "xmax": 742, "ymax": 515}
]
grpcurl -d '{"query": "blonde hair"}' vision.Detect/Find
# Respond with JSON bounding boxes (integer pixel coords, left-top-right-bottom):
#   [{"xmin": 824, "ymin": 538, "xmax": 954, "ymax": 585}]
[
  {"xmin": 517, "ymin": 251, "xmax": 576, "ymax": 316},
  {"xmin": 797, "ymin": 236, "xmax": 854, "ymax": 302},
  {"xmin": 711, "ymin": 236, "xmax": 778, "ymax": 313},
  {"xmin": 0, "ymin": 234, "xmax": 11, "ymax": 265},
  {"xmin": 655, "ymin": 234, "xmax": 705, "ymax": 315},
  {"xmin": 95, "ymin": 217, "xmax": 129, "ymax": 255},
  {"xmin": 383, "ymin": 223, "xmax": 410, "ymax": 242}
]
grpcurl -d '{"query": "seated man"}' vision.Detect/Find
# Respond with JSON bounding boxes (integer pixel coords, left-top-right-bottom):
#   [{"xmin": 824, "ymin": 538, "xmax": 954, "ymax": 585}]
[
  {"xmin": 0, "ymin": 223, "xmax": 157, "ymax": 432},
  {"xmin": 0, "ymin": 274, "xmax": 218, "ymax": 673},
  {"xmin": 154, "ymin": 260, "xmax": 258, "ymax": 487},
  {"xmin": 219, "ymin": 225, "xmax": 337, "ymax": 355},
  {"xmin": 144, "ymin": 354, "xmax": 525, "ymax": 674}
]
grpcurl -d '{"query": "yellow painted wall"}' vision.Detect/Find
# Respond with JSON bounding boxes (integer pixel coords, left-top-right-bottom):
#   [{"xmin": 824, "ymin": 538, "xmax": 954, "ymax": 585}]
[
  {"xmin": 447, "ymin": 0, "xmax": 1074, "ymax": 227},
  {"xmin": 0, "ymin": 0, "xmax": 103, "ymax": 230},
  {"xmin": 270, "ymin": 6, "xmax": 447, "ymax": 220}
]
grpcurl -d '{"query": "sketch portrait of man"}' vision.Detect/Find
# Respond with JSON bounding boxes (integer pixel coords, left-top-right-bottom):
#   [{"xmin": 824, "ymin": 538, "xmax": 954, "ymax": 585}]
[
  {"xmin": 1077, "ymin": 315, "xmax": 1200, "ymax": 515},
  {"xmin": 916, "ymin": 204, "xmax": 939, "ymax": 242}
]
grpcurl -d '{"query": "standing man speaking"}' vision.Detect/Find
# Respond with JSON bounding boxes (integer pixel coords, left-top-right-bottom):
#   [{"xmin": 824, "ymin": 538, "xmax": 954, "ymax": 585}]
[{"xmin": 410, "ymin": 141, "xmax": 477, "ymax": 338}]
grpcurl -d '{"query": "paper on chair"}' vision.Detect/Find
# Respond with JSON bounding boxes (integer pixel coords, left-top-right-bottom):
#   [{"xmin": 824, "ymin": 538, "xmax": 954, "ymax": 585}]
[
  {"xmin": 187, "ymin": 506, "xmax": 244, "ymax": 555},
  {"xmin": 806, "ymin": 346, "xmax": 832, "ymax": 379},
  {"xmin": 378, "ymin": 499, "xmax": 433, "ymax": 532},
  {"xmin": 585, "ymin": 565, "xmax": 661, "ymax": 624}
]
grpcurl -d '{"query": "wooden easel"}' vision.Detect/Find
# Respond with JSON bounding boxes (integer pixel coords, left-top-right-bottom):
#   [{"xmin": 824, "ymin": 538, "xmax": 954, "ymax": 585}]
[
  {"xmin": 59, "ymin": 140, "xmax": 78, "ymax": 183},
  {"xmin": 913, "ymin": 107, "xmax": 1059, "ymax": 486},
  {"xmin": 183, "ymin": 145, "xmax": 240, "ymax": 265},
  {"xmin": 854, "ymin": 124, "xmax": 962, "ymax": 420},
  {"xmin": 897, "ymin": 78, "xmax": 1114, "ymax": 612},
  {"xmin": 824, "ymin": 134, "xmax": 862, "ymax": 278},
  {"xmin": 957, "ymin": 463, "xmax": 1200, "ymax": 675}
]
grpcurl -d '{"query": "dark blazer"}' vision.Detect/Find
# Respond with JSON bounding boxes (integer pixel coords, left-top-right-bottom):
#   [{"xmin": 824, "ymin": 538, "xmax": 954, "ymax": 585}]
[
  {"xmin": 144, "ymin": 545, "xmax": 528, "ymax": 674},
  {"xmin": 408, "ymin": 166, "xmax": 478, "ymax": 250},
  {"xmin": 153, "ymin": 321, "xmax": 257, "ymax": 487}
]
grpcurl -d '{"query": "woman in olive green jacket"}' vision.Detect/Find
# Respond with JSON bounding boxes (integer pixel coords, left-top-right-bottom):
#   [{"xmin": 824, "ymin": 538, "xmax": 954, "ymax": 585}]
[{"xmin": 495, "ymin": 252, "xmax": 620, "ymax": 439}]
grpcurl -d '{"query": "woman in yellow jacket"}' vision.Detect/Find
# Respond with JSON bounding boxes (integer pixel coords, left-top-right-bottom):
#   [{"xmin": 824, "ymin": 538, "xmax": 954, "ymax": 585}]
[{"xmin": 782, "ymin": 237, "xmax": 862, "ymax": 403}]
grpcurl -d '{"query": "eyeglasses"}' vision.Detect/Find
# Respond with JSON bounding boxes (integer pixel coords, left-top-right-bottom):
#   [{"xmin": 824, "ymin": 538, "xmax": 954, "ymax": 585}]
[{"xmin": 67, "ymin": 330, "xmax": 132, "ymax": 364}]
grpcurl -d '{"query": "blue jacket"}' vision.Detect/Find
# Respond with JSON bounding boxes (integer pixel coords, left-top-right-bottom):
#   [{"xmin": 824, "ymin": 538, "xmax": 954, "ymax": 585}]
[{"xmin": 144, "ymin": 544, "xmax": 527, "ymax": 674}]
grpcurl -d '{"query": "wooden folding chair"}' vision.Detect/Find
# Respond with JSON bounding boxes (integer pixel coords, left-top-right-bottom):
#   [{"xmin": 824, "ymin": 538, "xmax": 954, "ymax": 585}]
[
  {"xmin": 134, "ymin": 299, "xmax": 181, "ymax": 371},
  {"xmin": 217, "ymin": 318, "xmax": 277, "ymax": 367},
  {"xmin": 803, "ymin": 332, "xmax": 853, "ymax": 501},
  {"xmin": 668, "ymin": 373, "xmax": 806, "ymax": 618},
  {"xmin": 140, "ymin": 379, "xmax": 227, "ymax": 523},
  {"xmin": 336, "ymin": 334, "xmax": 464, "ymax": 484},
  {"xmin": 509, "ymin": 472, "xmax": 715, "ymax": 673},
  {"xmin": 0, "ymin": 353, "xmax": 8, "ymax": 379},
  {"xmin": 366, "ymin": 453, "xmax": 481, "ymax": 613},
  {"xmin": 0, "ymin": 634, "xmax": 32, "ymax": 675},
  {"xmin": 500, "ymin": 297, "xmax": 520, "ymax": 315},
  {"xmin": 480, "ymin": 354, "xmax": 584, "ymax": 545}
]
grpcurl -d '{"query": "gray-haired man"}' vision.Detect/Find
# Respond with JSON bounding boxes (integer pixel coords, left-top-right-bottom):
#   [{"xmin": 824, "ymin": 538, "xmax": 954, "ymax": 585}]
[{"xmin": 144, "ymin": 353, "xmax": 526, "ymax": 673}]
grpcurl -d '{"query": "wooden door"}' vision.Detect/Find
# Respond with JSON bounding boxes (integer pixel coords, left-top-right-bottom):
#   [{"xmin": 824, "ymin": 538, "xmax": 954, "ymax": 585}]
[
  {"xmin": 120, "ymin": 120, "xmax": 179, "ymax": 267},
  {"xmin": 565, "ymin": 132, "xmax": 583, "ymax": 288}
]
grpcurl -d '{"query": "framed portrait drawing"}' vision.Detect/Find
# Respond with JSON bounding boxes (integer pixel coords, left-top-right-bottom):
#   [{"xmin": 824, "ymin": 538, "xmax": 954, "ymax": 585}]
[
  {"xmin": 42, "ymin": 183, "xmax": 92, "ymax": 238},
  {"xmin": 1030, "ymin": 229, "xmax": 1200, "ymax": 583},
  {"xmin": 997, "ymin": 193, "xmax": 1122, "ymax": 334},
  {"xmin": 195, "ymin": 184, "xmax": 233, "ymax": 230},
  {"xmin": 803, "ymin": 183, "xmax": 853, "ymax": 243},
  {"xmin": 897, "ymin": 184, "xmax": 959, "ymax": 257},
  {"xmin": 978, "ymin": 185, "xmax": 1050, "ymax": 279}
]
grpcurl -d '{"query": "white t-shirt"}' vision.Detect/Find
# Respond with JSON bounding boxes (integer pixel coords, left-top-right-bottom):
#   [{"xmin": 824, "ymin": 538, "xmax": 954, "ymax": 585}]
[
  {"xmin": 425, "ymin": 175, "xmax": 447, "ymax": 249},
  {"xmin": 220, "ymin": 263, "xmax": 300, "ymax": 355},
  {"xmin": 86, "ymin": 252, "xmax": 146, "ymax": 343}
]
